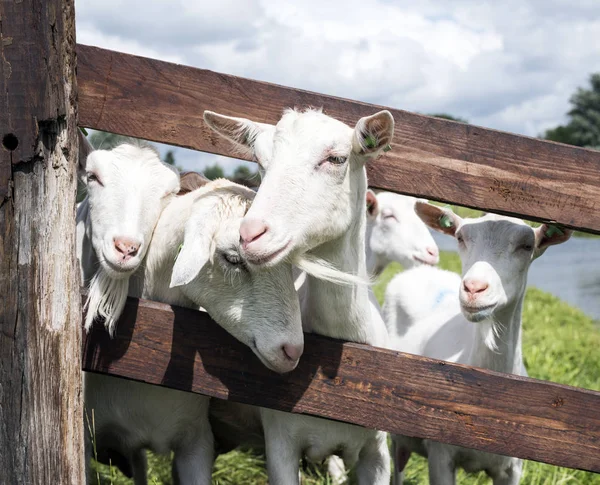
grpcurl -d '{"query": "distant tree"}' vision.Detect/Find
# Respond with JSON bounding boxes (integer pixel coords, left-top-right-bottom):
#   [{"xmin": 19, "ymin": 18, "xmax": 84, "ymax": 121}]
[
  {"xmin": 230, "ymin": 164, "xmax": 260, "ymax": 188},
  {"xmin": 164, "ymin": 150, "xmax": 176, "ymax": 166},
  {"xmin": 564, "ymin": 73, "xmax": 600, "ymax": 148},
  {"xmin": 203, "ymin": 163, "xmax": 225, "ymax": 180},
  {"xmin": 428, "ymin": 113, "xmax": 468, "ymax": 123},
  {"xmin": 543, "ymin": 124, "xmax": 579, "ymax": 145},
  {"xmin": 233, "ymin": 165, "xmax": 252, "ymax": 179},
  {"xmin": 542, "ymin": 73, "xmax": 600, "ymax": 149}
]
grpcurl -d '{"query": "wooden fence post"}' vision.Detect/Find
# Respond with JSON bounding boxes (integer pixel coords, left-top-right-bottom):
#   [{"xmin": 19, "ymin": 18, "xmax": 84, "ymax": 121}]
[{"xmin": 0, "ymin": 1, "xmax": 83, "ymax": 484}]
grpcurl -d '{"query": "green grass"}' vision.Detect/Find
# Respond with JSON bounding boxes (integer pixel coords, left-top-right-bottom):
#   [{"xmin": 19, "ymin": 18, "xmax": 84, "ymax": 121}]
[{"xmin": 92, "ymin": 251, "xmax": 600, "ymax": 484}]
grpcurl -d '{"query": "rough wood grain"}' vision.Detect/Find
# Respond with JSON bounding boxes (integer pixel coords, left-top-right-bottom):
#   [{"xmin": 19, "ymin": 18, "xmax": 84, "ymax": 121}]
[
  {"xmin": 0, "ymin": 1, "xmax": 83, "ymax": 484},
  {"xmin": 77, "ymin": 44, "xmax": 600, "ymax": 234},
  {"xmin": 83, "ymin": 296, "xmax": 600, "ymax": 473}
]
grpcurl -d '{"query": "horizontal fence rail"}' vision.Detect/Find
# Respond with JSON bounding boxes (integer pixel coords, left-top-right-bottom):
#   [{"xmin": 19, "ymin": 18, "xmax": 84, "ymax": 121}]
[
  {"xmin": 83, "ymin": 295, "xmax": 600, "ymax": 473},
  {"xmin": 77, "ymin": 44, "xmax": 600, "ymax": 234}
]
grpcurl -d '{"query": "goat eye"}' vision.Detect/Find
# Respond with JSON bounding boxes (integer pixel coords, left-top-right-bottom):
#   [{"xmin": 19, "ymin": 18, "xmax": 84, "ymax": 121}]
[
  {"xmin": 457, "ymin": 235, "xmax": 464, "ymax": 244},
  {"xmin": 223, "ymin": 252, "xmax": 243, "ymax": 266},
  {"xmin": 519, "ymin": 244, "xmax": 534, "ymax": 251},
  {"xmin": 86, "ymin": 172, "xmax": 102, "ymax": 186},
  {"xmin": 326, "ymin": 155, "xmax": 347, "ymax": 165}
]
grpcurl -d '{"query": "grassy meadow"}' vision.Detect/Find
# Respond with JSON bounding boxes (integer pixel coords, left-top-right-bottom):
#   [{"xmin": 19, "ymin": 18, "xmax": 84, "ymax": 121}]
[{"xmin": 92, "ymin": 251, "xmax": 600, "ymax": 484}]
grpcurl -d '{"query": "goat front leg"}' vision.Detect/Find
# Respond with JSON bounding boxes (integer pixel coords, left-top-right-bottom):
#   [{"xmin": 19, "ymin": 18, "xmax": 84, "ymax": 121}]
[
  {"xmin": 427, "ymin": 441, "xmax": 456, "ymax": 485},
  {"xmin": 354, "ymin": 431, "xmax": 391, "ymax": 485},
  {"xmin": 391, "ymin": 438, "xmax": 411, "ymax": 485},
  {"xmin": 171, "ymin": 430, "xmax": 214, "ymax": 485},
  {"xmin": 493, "ymin": 459, "xmax": 523, "ymax": 485},
  {"xmin": 327, "ymin": 455, "xmax": 348, "ymax": 484},
  {"xmin": 262, "ymin": 412, "xmax": 302, "ymax": 485},
  {"xmin": 130, "ymin": 449, "xmax": 148, "ymax": 485}
]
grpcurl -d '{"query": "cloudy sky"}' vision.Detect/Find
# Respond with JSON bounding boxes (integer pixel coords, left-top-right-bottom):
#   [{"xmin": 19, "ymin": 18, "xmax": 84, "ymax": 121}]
[{"xmin": 76, "ymin": 0, "xmax": 600, "ymax": 174}]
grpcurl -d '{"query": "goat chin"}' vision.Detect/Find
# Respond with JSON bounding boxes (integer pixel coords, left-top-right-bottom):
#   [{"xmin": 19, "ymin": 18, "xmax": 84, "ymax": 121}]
[{"xmin": 84, "ymin": 268, "xmax": 129, "ymax": 336}]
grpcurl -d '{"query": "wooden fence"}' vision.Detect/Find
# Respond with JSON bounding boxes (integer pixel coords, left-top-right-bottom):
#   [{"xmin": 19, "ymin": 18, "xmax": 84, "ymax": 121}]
[
  {"xmin": 78, "ymin": 45, "xmax": 600, "ymax": 472},
  {"xmin": 1, "ymin": 2, "xmax": 599, "ymax": 483}
]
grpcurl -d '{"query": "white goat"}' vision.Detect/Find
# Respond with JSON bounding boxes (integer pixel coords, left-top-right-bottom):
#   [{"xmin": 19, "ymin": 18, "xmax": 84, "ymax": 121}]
[
  {"xmin": 204, "ymin": 107, "xmax": 394, "ymax": 485},
  {"xmin": 84, "ymin": 178, "xmax": 306, "ymax": 485},
  {"xmin": 387, "ymin": 202, "xmax": 572, "ymax": 485},
  {"xmin": 365, "ymin": 190, "xmax": 439, "ymax": 276},
  {"xmin": 319, "ymin": 191, "xmax": 441, "ymax": 483},
  {"xmin": 76, "ymin": 142, "xmax": 180, "ymax": 335}
]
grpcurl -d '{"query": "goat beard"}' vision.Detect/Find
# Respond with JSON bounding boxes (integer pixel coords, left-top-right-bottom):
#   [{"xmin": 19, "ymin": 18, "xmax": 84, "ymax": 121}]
[
  {"xmin": 293, "ymin": 254, "xmax": 372, "ymax": 287},
  {"xmin": 84, "ymin": 267, "xmax": 129, "ymax": 336}
]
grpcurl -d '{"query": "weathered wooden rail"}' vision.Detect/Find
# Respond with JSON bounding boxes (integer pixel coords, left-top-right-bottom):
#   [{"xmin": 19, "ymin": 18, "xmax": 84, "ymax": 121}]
[
  {"xmin": 78, "ymin": 44, "xmax": 600, "ymax": 234},
  {"xmin": 83, "ymin": 296, "xmax": 600, "ymax": 473},
  {"xmin": 1, "ymin": 1, "xmax": 599, "ymax": 480}
]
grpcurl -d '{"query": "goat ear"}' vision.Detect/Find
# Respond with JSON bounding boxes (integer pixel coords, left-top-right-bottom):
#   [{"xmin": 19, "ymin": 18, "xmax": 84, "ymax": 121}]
[
  {"xmin": 178, "ymin": 171, "xmax": 210, "ymax": 196},
  {"xmin": 366, "ymin": 189, "xmax": 379, "ymax": 219},
  {"xmin": 77, "ymin": 129, "xmax": 94, "ymax": 183},
  {"xmin": 170, "ymin": 208, "xmax": 216, "ymax": 288},
  {"xmin": 352, "ymin": 110, "xmax": 395, "ymax": 157},
  {"xmin": 204, "ymin": 111, "xmax": 272, "ymax": 152},
  {"xmin": 414, "ymin": 201, "xmax": 461, "ymax": 236},
  {"xmin": 533, "ymin": 224, "xmax": 572, "ymax": 258}
]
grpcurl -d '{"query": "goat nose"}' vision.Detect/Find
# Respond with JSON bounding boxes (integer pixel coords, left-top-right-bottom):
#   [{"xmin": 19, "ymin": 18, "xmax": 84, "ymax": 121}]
[
  {"xmin": 463, "ymin": 279, "xmax": 489, "ymax": 296},
  {"xmin": 240, "ymin": 218, "xmax": 268, "ymax": 247},
  {"xmin": 426, "ymin": 246, "xmax": 439, "ymax": 258},
  {"xmin": 282, "ymin": 342, "xmax": 304, "ymax": 362},
  {"xmin": 114, "ymin": 237, "xmax": 141, "ymax": 258}
]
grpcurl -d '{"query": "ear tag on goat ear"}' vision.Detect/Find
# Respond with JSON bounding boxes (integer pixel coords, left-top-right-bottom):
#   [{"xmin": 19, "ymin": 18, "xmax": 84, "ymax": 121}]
[
  {"xmin": 364, "ymin": 134, "xmax": 377, "ymax": 149},
  {"xmin": 439, "ymin": 214, "xmax": 454, "ymax": 229},
  {"xmin": 545, "ymin": 225, "xmax": 564, "ymax": 238},
  {"xmin": 79, "ymin": 127, "xmax": 88, "ymax": 136},
  {"xmin": 383, "ymin": 144, "xmax": 392, "ymax": 152},
  {"xmin": 174, "ymin": 243, "xmax": 183, "ymax": 263}
]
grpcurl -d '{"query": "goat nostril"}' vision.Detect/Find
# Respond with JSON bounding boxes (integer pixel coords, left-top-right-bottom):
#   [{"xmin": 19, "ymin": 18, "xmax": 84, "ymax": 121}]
[
  {"xmin": 114, "ymin": 238, "xmax": 141, "ymax": 258},
  {"xmin": 426, "ymin": 246, "xmax": 438, "ymax": 257},
  {"xmin": 282, "ymin": 343, "xmax": 303, "ymax": 362},
  {"xmin": 464, "ymin": 280, "xmax": 489, "ymax": 295},
  {"xmin": 240, "ymin": 219, "xmax": 268, "ymax": 245}
]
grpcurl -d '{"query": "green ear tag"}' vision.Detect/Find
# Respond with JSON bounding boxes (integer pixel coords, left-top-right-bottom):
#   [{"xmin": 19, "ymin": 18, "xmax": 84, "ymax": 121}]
[
  {"xmin": 545, "ymin": 225, "xmax": 564, "ymax": 238},
  {"xmin": 383, "ymin": 144, "xmax": 392, "ymax": 152},
  {"xmin": 364, "ymin": 135, "xmax": 377, "ymax": 149},
  {"xmin": 439, "ymin": 214, "xmax": 454, "ymax": 229},
  {"xmin": 79, "ymin": 127, "xmax": 88, "ymax": 136},
  {"xmin": 174, "ymin": 243, "xmax": 183, "ymax": 262}
]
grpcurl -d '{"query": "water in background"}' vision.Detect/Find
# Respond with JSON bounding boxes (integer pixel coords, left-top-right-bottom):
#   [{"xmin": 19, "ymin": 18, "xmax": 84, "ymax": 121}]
[{"xmin": 432, "ymin": 232, "xmax": 600, "ymax": 321}]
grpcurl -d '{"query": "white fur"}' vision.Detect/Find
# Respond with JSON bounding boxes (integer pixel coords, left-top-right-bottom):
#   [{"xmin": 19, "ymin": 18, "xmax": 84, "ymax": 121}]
[
  {"xmin": 365, "ymin": 191, "xmax": 439, "ymax": 276},
  {"xmin": 384, "ymin": 265, "xmax": 462, "ymax": 355},
  {"xmin": 387, "ymin": 204, "xmax": 572, "ymax": 485},
  {"xmin": 204, "ymin": 108, "xmax": 394, "ymax": 485},
  {"xmin": 83, "ymin": 178, "xmax": 307, "ymax": 484}
]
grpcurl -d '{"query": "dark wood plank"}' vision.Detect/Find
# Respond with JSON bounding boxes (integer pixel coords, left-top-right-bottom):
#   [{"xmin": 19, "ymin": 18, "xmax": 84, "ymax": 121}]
[
  {"xmin": 77, "ymin": 44, "xmax": 600, "ymax": 234},
  {"xmin": 83, "ymin": 296, "xmax": 600, "ymax": 473},
  {"xmin": 0, "ymin": 2, "xmax": 84, "ymax": 484}
]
